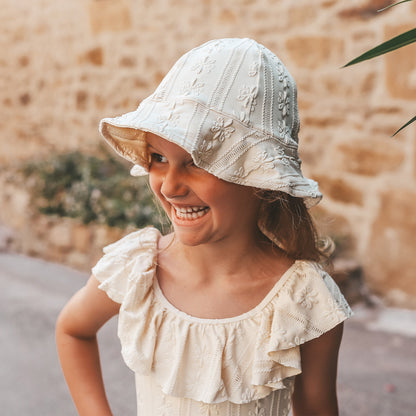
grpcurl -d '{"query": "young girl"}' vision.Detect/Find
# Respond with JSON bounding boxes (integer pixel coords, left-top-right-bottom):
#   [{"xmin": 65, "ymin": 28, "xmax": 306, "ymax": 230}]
[{"xmin": 56, "ymin": 38, "xmax": 352, "ymax": 416}]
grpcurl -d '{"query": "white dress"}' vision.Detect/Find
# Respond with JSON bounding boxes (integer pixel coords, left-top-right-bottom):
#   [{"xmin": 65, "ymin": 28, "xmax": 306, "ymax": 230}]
[{"xmin": 92, "ymin": 227, "xmax": 352, "ymax": 416}]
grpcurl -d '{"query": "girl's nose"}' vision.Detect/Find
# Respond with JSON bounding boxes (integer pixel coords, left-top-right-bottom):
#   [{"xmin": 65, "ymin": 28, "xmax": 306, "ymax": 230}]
[{"xmin": 160, "ymin": 167, "xmax": 188, "ymax": 199}]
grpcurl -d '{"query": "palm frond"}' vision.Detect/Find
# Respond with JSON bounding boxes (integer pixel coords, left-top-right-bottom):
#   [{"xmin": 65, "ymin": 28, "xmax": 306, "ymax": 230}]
[
  {"xmin": 378, "ymin": 0, "xmax": 413, "ymax": 12},
  {"xmin": 392, "ymin": 115, "xmax": 416, "ymax": 136},
  {"xmin": 344, "ymin": 28, "xmax": 416, "ymax": 67}
]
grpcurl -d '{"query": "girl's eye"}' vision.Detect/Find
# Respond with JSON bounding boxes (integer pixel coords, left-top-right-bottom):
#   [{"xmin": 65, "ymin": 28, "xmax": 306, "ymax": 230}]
[{"xmin": 151, "ymin": 153, "xmax": 168, "ymax": 163}]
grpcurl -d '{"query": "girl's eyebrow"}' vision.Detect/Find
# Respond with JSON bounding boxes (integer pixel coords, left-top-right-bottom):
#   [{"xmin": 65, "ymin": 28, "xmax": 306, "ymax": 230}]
[{"xmin": 147, "ymin": 144, "xmax": 161, "ymax": 152}]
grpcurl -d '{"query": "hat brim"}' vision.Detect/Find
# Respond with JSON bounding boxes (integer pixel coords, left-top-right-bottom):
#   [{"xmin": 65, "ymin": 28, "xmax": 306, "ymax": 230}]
[{"xmin": 99, "ymin": 98, "xmax": 322, "ymax": 209}]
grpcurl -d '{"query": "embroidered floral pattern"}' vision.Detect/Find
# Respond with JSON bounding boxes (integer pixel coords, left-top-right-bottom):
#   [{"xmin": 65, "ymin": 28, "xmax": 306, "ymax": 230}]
[
  {"xmin": 238, "ymin": 85, "xmax": 258, "ymax": 113},
  {"xmin": 181, "ymin": 77, "xmax": 205, "ymax": 96},
  {"xmin": 198, "ymin": 118, "xmax": 235, "ymax": 157},
  {"xmin": 323, "ymin": 296, "xmax": 348, "ymax": 323},
  {"xmin": 192, "ymin": 55, "xmax": 216, "ymax": 74},
  {"xmin": 211, "ymin": 117, "xmax": 235, "ymax": 142},
  {"xmin": 158, "ymin": 393, "xmax": 173, "ymax": 416},
  {"xmin": 276, "ymin": 120, "xmax": 293, "ymax": 144},
  {"xmin": 241, "ymin": 386, "xmax": 256, "ymax": 403},
  {"xmin": 199, "ymin": 402, "xmax": 220, "ymax": 416},
  {"xmin": 254, "ymin": 151, "xmax": 276, "ymax": 170},
  {"xmin": 277, "ymin": 90, "xmax": 290, "ymax": 118},
  {"xmin": 248, "ymin": 61, "xmax": 260, "ymax": 77},
  {"xmin": 276, "ymin": 61, "xmax": 290, "ymax": 119},
  {"xmin": 254, "ymin": 148, "xmax": 298, "ymax": 171},
  {"xmin": 248, "ymin": 400, "xmax": 266, "ymax": 416},
  {"xmin": 270, "ymin": 327, "xmax": 289, "ymax": 348},
  {"xmin": 156, "ymin": 107, "xmax": 180, "ymax": 133},
  {"xmin": 152, "ymin": 88, "xmax": 167, "ymax": 101},
  {"xmin": 276, "ymin": 61, "xmax": 286, "ymax": 82},
  {"xmin": 227, "ymin": 166, "xmax": 248, "ymax": 183},
  {"xmin": 296, "ymin": 286, "xmax": 318, "ymax": 309}
]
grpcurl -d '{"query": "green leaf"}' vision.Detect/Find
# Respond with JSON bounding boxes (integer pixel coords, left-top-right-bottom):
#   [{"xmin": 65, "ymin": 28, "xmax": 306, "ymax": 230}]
[
  {"xmin": 343, "ymin": 27, "xmax": 416, "ymax": 67},
  {"xmin": 392, "ymin": 115, "xmax": 416, "ymax": 136},
  {"xmin": 378, "ymin": 0, "xmax": 413, "ymax": 12}
]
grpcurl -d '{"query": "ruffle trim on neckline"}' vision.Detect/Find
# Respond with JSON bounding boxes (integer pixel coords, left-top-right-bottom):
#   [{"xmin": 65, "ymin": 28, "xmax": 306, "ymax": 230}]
[{"xmin": 93, "ymin": 227, "xmax": 352, "ymax": 404}]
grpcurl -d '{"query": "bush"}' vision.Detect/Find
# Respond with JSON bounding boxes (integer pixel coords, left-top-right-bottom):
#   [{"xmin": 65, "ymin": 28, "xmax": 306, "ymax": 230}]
[{"xmin": 22, "ymin": 150, "xmax": 170, "ymax": 230}]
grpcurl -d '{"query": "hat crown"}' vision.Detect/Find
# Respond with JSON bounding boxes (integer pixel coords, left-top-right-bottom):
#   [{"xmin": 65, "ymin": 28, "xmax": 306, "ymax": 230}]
[
  {"xmin": 150, "ymin": 38, "xmax": 299, "ymax": 145},
  {"xmin": 99, "ymin": 38, "xmax": 322, "ymax": 207}
]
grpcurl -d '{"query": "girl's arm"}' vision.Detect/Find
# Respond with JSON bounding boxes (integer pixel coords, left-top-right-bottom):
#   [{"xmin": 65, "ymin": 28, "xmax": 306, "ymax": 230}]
[
  {"xmin": 292, "ymin": 322, "xmax": 344, "ymax": 416},
  {"xmin": 56, "ymin": 275, "xmax": 120, "ymax": 416}
]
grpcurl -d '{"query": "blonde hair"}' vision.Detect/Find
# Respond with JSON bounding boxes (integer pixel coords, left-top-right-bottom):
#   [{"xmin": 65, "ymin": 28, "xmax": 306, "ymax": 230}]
[{"xmin": 257, "ymin": 190, "xmax": 332, "ymax": 264}]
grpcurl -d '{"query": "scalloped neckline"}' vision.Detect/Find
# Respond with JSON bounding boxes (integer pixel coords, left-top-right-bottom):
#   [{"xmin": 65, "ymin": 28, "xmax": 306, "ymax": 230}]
[{"xmin": 153, "ymin": 257, "xmax": 303, "ymax": 325}]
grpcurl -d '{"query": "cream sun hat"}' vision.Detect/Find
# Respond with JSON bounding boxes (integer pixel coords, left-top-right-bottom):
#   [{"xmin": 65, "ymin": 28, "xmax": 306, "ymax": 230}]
[{"xmin": 99, "ymin": 38, "xmax": 322, "ymax": 208}]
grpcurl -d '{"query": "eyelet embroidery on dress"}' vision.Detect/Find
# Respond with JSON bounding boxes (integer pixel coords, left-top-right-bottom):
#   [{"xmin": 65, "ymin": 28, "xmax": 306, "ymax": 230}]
[
  {"xmin": 295, "ymin": 286, "xmax": 319, "ymax": 310},
  {"xmin": 158, "ymin": 393, "xmax": 173, "ymax": 416},
  {"xmin": 324, "ymin": 296, "xmax": 350, "ymax": 324},
  {"xmin": 248, "ymin": 400, "xmax": 266, "ymax": 416},
  {"xmin": 241, "ymin": 387, "xmax": 256, "ymax": 403},
  {"xmin": 199, "ymin": 402, "xmax": 220, "ymax": 416}
]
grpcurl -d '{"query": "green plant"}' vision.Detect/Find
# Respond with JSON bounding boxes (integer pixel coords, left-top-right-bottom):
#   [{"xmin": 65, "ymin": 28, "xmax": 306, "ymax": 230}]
[
  {"xmin": 22, "ymin": 149, "xmax": 170, "ymax": 231},
  {"xmin": 344, "ymin": 0, "xmax": 416, "ymax": 135}
]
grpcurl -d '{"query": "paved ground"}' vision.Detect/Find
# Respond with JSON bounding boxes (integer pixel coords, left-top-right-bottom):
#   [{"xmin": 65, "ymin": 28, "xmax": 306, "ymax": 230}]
[{"xmin": 1, "ymin": 252, "xmax": 415, "ymax": 416}]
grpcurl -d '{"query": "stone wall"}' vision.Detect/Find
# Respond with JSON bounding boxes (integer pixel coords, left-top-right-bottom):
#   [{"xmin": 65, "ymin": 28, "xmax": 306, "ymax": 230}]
[{"xmin": 1, "ymin": 0, "xmax": 416, "ymax": 307}]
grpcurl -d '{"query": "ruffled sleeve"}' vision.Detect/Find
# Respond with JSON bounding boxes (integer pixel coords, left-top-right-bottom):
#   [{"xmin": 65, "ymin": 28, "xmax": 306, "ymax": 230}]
[
  {"xmin": 91, "ymin": 227, "xmax": 160, "ymax": 304},
  {"xmin": 252, "ymin": 261, "xmax": 353, "ymax": 394}
]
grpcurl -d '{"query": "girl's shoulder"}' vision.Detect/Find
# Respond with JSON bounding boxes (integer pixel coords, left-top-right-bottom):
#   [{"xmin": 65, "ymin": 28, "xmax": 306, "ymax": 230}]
[
  {"xmin": 276, "ymin": 260, "xmax": 353, "ymax": 325},
  {"xmin": 92, "ymin": 226, "xmax": 161, "ymax": 304}
]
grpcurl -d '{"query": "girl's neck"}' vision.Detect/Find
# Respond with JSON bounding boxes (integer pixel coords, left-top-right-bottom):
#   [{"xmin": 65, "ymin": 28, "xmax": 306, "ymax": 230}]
[{"xmin": 161, "ymin": 227, "xmax": 284, "ymax": 284}]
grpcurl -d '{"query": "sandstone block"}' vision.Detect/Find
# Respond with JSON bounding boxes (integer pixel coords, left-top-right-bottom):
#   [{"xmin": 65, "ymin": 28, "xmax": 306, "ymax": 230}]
[
  {"xmin": 76, "ymin": 90, "xmax": 88, "ymax": 111},
  {"xmin": 364, "ymin": 188, "xmax": 416, "ymax": 308},
  {"xmin": 384, "ymin": 24, "xmax": 416, "ymax": 99},
  {"xmin": 217, "ymin": 9, "xmax": 236, "ymax": 23},
  {"xmin": 335, "ymin": 138, "xmax": 404, "ymax": 176},
  {"xmin": 73, "ymin": 224, "xmax": 92, "ymax": 253},
  {"xmin": 48, "ymin": 221, "xmax": 72, "ymax": 251},
  {"xmin": 88, "ymin": 0, "xmax": 132, "ymax": 34},
  {"xmin": 313, "ymin": 175, "xmax": 363, "ymax": 205},
  {"xmin": 311, "ymin": 206, "xmax": 356, "ymax": 255},
  {"xmin": 286, "ymin": 36, "xmax": 344, "ymax": 69},
  {"xmin": 78, "ymin": 47, "xmax": 103, "ymax": 66},
  {"xmin": 338, "ymin": 0, "xmax": 392, "ymax": 20},
  {"xmin": 66, "ymin": 251, "xmax": 89, "ymax": 271},
  {"xmin": 288, "ymin": 6, "xmax": 317, "ymax": 26}
]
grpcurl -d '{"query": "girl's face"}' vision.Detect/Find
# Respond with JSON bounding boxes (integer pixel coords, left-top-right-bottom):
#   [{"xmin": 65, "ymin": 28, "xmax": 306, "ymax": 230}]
[{"xmin": 146, "ymin": 133, "xmax": 262, "ymax": 247}]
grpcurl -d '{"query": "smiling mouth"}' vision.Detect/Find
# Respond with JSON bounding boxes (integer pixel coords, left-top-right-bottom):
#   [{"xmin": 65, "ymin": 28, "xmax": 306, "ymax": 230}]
[{"xmin": 173, "ymin": 206, "xmax": 210, "ymax": 220}]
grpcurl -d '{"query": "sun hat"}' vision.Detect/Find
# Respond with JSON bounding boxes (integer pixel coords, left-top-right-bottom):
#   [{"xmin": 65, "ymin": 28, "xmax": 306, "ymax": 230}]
[{"xmin": 99, "ymin": 38, "xmax": 322, "ymax": 208}]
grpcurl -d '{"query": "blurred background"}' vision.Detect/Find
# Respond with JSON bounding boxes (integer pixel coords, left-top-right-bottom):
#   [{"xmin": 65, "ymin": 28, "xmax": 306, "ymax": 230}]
[{"xmin": 0, "ymin": 0, "xmax": 416, "ymax": 414}]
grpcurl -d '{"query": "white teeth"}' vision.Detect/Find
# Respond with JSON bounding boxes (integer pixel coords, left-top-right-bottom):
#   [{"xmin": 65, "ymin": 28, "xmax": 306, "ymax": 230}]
[{"xmin": 174, "ymin": 206, "xmax": 208, "ymax": 220}]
